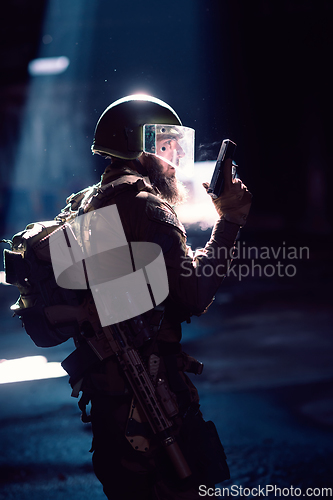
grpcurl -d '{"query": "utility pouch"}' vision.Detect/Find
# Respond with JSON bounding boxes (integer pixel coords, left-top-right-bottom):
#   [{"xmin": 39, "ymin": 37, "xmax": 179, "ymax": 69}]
[
  {"xmin": 176, "ymin": 351, "xmax": 204, "ymax": 375},
  {"xmin": 61, "ymin": 341, "xmax": 102, "ymax": 387}
]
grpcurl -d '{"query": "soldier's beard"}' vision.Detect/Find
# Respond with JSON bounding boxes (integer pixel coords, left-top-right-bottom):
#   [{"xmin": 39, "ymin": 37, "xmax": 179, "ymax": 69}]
[{"xmin": 142, "ymin": 154, "xmax": 188, "ymax": 206}]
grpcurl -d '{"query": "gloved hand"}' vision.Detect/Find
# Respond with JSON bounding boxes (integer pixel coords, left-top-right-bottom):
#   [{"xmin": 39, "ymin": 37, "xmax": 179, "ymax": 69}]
[{"xmin": 203, "ymin": 158, "xmax": 252, "ymax": 226}]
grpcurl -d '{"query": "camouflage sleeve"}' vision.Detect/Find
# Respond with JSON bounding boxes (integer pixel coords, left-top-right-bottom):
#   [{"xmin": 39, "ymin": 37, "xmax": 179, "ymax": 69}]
[{"xmin": 141, "ymin": 194, "xmax": 239, "ymax": 316}]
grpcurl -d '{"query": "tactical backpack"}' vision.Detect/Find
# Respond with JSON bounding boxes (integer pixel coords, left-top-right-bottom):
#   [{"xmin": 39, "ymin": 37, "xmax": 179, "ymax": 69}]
[{"xmin": 2, "ymin": 175, "xmax": 154, "ymax": 348}]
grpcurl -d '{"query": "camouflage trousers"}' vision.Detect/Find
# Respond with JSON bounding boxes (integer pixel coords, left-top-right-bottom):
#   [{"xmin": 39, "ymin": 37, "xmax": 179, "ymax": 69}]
[{"xmin": 90, "ymin": 394, "xmax": 213, "ymax": 500}]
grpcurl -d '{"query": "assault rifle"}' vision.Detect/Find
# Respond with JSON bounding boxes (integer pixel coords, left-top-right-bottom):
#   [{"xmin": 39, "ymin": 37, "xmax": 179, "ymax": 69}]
[{"xmin": 47, "ymin": 298, "xmax": 193, "ymax": 480}]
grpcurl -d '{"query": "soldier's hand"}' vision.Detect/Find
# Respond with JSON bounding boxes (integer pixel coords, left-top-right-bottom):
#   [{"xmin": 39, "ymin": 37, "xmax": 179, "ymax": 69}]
[{"xmin": 203, "ymin": 158, "xmax": 252, "ymax": 226}]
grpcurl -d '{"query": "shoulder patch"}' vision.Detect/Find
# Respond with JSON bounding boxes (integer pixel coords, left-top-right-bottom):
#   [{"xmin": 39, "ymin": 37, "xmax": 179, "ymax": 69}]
[{"xmin": 146, "ymin": 201, "xmax": 185, "ymax": 235}]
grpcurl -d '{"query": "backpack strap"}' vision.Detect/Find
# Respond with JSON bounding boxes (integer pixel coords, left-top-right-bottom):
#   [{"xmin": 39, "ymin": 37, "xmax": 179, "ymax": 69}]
[
  {"xmin": 55, "ymin": 186, "xmax": 97, "ymax": 223},
  {"xmin": 82, "ymin": 175, "xmax": 155, "ymax": 213},
  {"xmin": 56, "ymin": 173, "xmax": 156, "ymax": 223}
]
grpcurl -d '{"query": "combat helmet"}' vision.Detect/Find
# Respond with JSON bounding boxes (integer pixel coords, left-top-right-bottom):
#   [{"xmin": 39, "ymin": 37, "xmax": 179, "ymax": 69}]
[{"xmin": 91, "ymin": 94, "xmax": 194, "ymax": 171}]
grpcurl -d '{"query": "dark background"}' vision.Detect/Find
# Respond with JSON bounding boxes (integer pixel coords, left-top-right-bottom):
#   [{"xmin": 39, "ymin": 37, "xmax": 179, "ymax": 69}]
[
  {"xmin": 1, "ymin": 0, "xmax": 332, "ymax": 238},
  {"xmin": 0, "ymin": 0, "xmax": 332, "ymax": 497}
]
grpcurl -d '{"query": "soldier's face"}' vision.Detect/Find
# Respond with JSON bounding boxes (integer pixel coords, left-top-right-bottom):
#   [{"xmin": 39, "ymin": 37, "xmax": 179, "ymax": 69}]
[{"xmin": 156, "ymin": 136, "xmax": 185, "ymax": 176}]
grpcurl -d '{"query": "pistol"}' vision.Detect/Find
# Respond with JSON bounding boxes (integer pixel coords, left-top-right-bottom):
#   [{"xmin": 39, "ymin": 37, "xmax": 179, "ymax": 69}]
[{"xmin": 207, "ymin": 139, "xmax": 237, "ymax": 199}]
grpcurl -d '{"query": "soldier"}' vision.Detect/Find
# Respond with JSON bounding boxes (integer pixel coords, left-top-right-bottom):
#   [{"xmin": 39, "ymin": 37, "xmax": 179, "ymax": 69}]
[{"xmin": 66, "ymin": 94, "xmax": 252, "ymax": 500}]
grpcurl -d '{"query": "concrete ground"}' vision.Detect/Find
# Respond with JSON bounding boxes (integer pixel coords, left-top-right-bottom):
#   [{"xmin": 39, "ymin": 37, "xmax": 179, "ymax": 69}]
[{"xmin": 0, "ymin": 229, "xmax": 332, "ymax": 499}]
